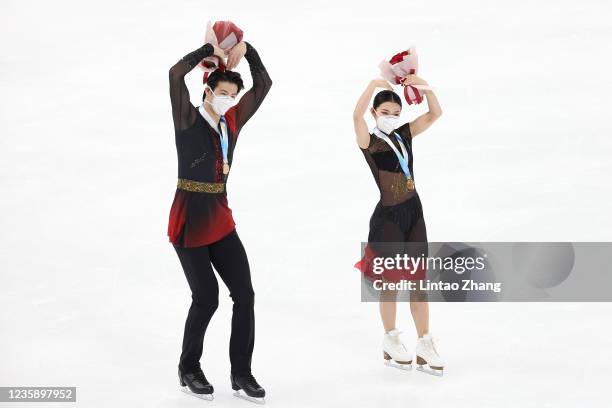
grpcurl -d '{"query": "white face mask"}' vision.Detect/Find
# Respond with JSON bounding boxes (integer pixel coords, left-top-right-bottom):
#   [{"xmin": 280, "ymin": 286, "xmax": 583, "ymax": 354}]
[
  {"xmin": 205, "ymin": 88, "xmax": 236, "ymax": 116},
  {"xmin": 376, "ymin": 114, "xmax": 400, "ymax": 135}
]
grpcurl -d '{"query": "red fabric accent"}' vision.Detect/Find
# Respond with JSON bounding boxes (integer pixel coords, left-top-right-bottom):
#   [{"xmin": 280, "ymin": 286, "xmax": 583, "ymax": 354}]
[
  {"xmin": 182, "ymin": 201, "xmax": 235, "ymax": 247},
  {"xmin": 209, "ymin": 121, "xmax": 224, "ymax": 182},
  {"xmin": 403, "ymin": 86, "xmax": 412, "ymax": 104},
  {"xmin": 405, "ymin": 68, "xmax": 422, "ymax": 104},
  {"xmin": 402, "ymin": 86, "xmax": 423, "ymax": 105},
  {"xmin": 202, "ymin": 20, "xmax": 242, "ymax": 84},
  {"xmin": 389, "ymin": 50, "xmax": 409, "ymax": 65},
  {"xmin": 388, "ymin": 50, "xmax": 424, "ymax": 106},
  {"xmin": 354, "ymin": 244, "xmax": 425, "ymax": 283},
  {"xmin": 224, "ymin": 105, "xmax": 238, "ymax": 136},
  {"xmin": 184, "ymin": 220, "xmax": 235, "ymax": 247},
  {"xmin": 167, "ymin": 189, "xmax": 188, "ymax": 245},
  {"xmin": 212, "ymin": 21, "xmax": 244, "ymax": 45},
  {"xmin": 414, "ymin": 88, "xmax": 423, "ymax": 104},
  {"xmin": 167, "ymin": 191, "xmax": 236, "ymax": 248}
]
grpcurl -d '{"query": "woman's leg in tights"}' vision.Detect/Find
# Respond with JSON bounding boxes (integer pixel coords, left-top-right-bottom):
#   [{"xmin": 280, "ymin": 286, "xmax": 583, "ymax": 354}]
[
  {"xmin": 373, "ymin": 220, "xmax": 404, "ymax": 333},
  {"xmin": 379, "ymin": 289, "xmax": 398, "ymax": 332},
  {"xmin": 410, "ymin": 285, "xmax": 429, "ymax": 337},
  {"xmin": 208, "ymin": 230, "xmax": 255, "ymax": 376},
  {"xmin": 174, "ymin": 244, "xmax": 219, "ymax": 373},
  {"xmin": 407, "ymin": 215, "xmax": 429, "ymax": 337}
]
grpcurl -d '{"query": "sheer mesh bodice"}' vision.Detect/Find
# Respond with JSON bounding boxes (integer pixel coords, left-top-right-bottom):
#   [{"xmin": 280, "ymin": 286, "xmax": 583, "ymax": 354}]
[
  {"xmin": 360, "ymin": 122, "xmax": 416, "ymax": 206},
  {"xmin": 167, "ymin": 41, "xmax": 272, "ymax": 247},
  {"xmin": 356, "ymin": 121, "xmax": 428, "ymax": 285}
]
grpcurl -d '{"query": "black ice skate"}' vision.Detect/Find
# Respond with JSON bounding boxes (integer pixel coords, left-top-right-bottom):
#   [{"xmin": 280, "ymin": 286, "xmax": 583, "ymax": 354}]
[
  {"xmin": 179, "ymin": 367, "xmax": 214, "ymax": 401},
  {"xmin": 231, "ymin": 373, "xmax": 266, "ymax": 404}
]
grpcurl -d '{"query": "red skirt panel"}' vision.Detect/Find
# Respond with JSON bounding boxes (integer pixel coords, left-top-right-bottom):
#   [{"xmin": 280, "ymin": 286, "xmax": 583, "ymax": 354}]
[{"xmin": 168, "ymin": 189, "xmax": 236, "ymax": 248}]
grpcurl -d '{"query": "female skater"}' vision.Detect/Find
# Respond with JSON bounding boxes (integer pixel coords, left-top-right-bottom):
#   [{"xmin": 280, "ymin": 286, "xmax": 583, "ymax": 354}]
[
  {"xmin": 168, "ymin": 38, "xmax": 272, "ymax": 402},
  {"xmin": 353, "ymin": 75, "xmax": 444, "ymax": 376}
]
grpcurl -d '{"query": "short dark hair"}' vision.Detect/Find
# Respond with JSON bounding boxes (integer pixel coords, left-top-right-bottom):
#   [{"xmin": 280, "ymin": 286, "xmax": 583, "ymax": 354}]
[
  {"xmin": 206, "ymin": 69, "xmax": 245, "ymax": 95},
  {"xmin": 373, "ymin": 90, "xmax": 402, "ymax": 109}
]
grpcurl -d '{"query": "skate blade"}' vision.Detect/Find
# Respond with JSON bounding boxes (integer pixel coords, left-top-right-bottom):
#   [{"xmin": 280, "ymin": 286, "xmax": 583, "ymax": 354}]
[
  {"xmin": 180, "ymin": 386, "xmax": 214, "ymax": 401},
  {"xmin": 416, "ymin": 365, "xmax": 444, "ymax": 377},
  {"xmin": 233, "ymin": 390, "xmax": 265, "ymax": 405},
  {"xmin": 384, "ymin": 360, "xmax": 413, "ymax": 371}
]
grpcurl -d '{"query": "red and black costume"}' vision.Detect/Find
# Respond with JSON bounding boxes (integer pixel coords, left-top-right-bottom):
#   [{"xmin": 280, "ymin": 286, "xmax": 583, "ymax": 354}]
[
  {"xmin": 168, "ymin": 41, "xmax": 271, "ymax": 247},
  {"xmin": 167, "ymin": 41, "xmax": 272, "ymax": 376}
]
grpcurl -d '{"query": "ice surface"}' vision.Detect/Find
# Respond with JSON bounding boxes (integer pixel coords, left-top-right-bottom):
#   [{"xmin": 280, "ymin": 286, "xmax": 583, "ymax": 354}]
[{"xmin": 1, "ymin": 0, "xmax": 611, "ymax": 407}]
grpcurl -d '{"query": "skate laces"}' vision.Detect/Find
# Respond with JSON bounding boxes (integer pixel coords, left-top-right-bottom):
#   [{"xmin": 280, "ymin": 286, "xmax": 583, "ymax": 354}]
[
  {"xmin": 243, "ymin": 373, "xmax": 260, "ymax": 388},
  {"xmin": 423, "ymin": 335, "xmax": 440, "ymax": 356},
  {"xmin": 388, "ymin": 330, "xmax": 408, "ymax": 351},
  {"xmin": 192, "ymin": 370, "xmax": 208, "ymax": 384}
]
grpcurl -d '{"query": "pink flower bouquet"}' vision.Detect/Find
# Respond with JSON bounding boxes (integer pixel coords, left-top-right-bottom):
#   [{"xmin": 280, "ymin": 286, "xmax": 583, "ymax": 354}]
[
  {"xmin": 199, "ymin": 20, "xmax": 244, "ymax": 82},
  {"xmin": 378, "ymin": 46, "xmax": 433, "ymax": 105}
]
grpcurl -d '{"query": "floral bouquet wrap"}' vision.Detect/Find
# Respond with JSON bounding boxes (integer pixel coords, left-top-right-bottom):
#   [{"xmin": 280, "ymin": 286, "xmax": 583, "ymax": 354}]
[
  {"xmin": 199, "ymin": 20, "xmax": 244, "ymax": 82},
  {"xmin": 378, "ymin": 46, "xmax": 433, "ymax": 105}
]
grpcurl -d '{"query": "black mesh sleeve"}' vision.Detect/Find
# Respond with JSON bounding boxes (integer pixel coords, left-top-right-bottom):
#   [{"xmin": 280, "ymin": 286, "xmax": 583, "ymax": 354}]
[
  {"xmin": 233, "ymin": 41, "xmax": 273, "ymax": 133},
  {"xmin": 169, "ymin": 43, "xmax": 214, "ymax": 131}
]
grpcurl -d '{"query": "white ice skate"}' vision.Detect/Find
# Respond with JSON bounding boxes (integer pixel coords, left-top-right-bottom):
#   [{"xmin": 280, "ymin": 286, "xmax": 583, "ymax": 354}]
[
  {"xmin": 382, "ymin": 329, "xmax": 413, "ymax": 371},
  {"xmin": 415, "ymin": 333, "xmax": 444, "ymax": 376}
]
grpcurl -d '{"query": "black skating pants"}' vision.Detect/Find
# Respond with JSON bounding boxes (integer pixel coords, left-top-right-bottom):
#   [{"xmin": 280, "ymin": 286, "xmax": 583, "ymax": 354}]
[{"xmin": 174, "ymin": 229, "xmax": 255, "ymax": 375}]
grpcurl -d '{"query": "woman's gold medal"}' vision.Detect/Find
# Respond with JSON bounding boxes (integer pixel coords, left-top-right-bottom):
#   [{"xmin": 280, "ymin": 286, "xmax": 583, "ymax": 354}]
[{"xmin": 406, "ymin": 177, "xmax": 415, "ymax": 191}]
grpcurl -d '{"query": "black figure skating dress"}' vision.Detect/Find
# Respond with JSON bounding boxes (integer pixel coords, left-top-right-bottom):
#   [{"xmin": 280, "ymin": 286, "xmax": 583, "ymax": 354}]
[{"xmin": 356, "ymin": 122, "xmax": 428, "ymax": 282}]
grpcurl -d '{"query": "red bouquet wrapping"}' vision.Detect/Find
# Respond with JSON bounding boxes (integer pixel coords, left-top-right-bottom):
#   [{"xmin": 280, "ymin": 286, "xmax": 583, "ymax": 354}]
[
  {"xmin": 199, "ymin": 20, "xmax": 244, "ymax": 82},
  {"xmin": 378, "ymin": 46, "xmax": 433, "ymax": 105}
]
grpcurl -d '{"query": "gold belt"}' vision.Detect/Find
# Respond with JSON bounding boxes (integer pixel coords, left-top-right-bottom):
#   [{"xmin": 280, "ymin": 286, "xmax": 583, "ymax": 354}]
[{"xmin": 177, "ymin": 179, "xmax": 225, "ymax": 193}]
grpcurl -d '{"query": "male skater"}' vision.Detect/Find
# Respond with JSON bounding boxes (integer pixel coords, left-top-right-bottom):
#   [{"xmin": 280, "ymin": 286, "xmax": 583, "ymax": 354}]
[{"xmin": 167, "ymin": 35, "xmax": 272, "ymax": 403}]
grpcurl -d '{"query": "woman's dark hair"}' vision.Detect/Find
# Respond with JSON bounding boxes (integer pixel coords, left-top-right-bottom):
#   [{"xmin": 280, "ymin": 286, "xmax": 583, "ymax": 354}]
[
  {"xmin": 373, "ymin": 90, "xmax": 402, "ymax": 109},
  {"xmin": 206, "ymin": 69, "xmax": 245, "ymax": 94}
]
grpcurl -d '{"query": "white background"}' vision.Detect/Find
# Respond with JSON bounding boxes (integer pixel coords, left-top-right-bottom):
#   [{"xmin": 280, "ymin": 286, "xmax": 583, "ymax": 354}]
[{"xmin": 2, "ymin": 0, "xmax": 612, "ymax": 407}]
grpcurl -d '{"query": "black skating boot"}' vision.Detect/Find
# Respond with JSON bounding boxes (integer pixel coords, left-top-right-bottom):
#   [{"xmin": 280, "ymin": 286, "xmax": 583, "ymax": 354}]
[
  {"xmin": 179, "ymin": 367, "xmax": 214, "ymax": 401},
  {"xmin": 231, "ymin": 373, "xmax": 265, "ymax": 404}
]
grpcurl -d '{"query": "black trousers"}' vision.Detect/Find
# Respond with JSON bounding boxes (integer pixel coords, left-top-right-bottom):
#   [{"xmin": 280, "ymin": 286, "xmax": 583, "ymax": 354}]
[{"xmin": 174, "ymin": 229, "xmax": 255, "ymax": 375}]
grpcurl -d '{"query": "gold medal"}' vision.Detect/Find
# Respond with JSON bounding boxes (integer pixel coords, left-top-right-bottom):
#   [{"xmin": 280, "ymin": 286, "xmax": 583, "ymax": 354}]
[
  {"xmin": 406, "ymin": 178, "xmax": 415, "ymax": 191},
  {"xmin": 223, "ymin": 163, "xmax": 230, "ymax": 174}
]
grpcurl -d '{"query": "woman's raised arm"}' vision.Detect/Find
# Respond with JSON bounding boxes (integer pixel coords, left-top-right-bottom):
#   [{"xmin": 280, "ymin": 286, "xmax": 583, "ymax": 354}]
[
  {"xmin": 353, "ymin": 79, "xmax": 392, "ymax": 149},
  {"xmin": 402, "ymin": 75, "xmax": 442, "ymax": 138}
]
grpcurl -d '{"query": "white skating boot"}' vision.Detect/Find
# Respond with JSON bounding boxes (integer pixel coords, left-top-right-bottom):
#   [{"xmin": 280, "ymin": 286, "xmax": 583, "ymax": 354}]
[
  {"xmin": 382, "ymin": 329, "xmax": 413, "ymax": 370},
  {"xmin": 415, "ymin": 333, "xmax": 444, "ymax": 376}
]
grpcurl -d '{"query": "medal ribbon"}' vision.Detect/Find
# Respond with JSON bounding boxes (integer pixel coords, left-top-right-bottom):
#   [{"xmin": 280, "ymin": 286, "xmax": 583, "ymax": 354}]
[
  {"xmin": 373, "ymin": 127, "xmax": 412, "ymax": 180},
  {"xmin": 218, "ymin": 116, "xmax": 229, "ymax": 165}
]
